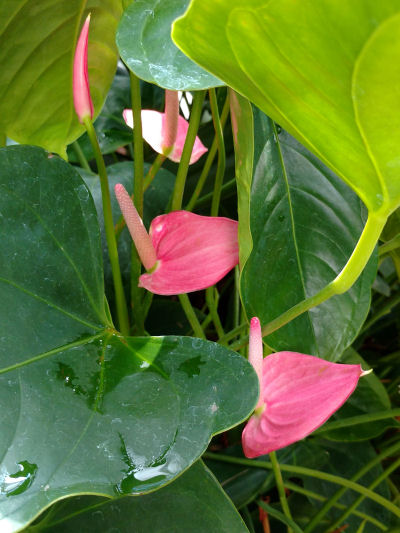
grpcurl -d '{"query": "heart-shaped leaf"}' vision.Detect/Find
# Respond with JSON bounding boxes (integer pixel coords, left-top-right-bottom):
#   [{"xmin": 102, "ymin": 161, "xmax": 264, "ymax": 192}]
[
  {"xmin": 26, "ymin": 461, "xmax": 248, "ymax": 533},
  {"xmin": 0, "ymin": 146, "xmax": 258, "ymax": 532},
  {"xmin": 117, "ymin": 0, "xmax": 223, "ymax": 90},
  {"xmin": 232, "ymin": 101, "xmax": 377, "ymax": 360},
  {"xmin": 172, "ymin": 1, "xmax": 400, "ymax": 216},
  {"xmin": 0, "ymin": 1, "xmax": 122, "ymax": 157}
]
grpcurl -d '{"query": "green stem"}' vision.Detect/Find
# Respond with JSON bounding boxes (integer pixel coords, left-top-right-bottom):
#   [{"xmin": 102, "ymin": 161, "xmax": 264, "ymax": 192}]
[
  {"xmin": 205, "ymin": 287, "xmax": 225, "ymax": 339},
  {"xmin": 262, "ymin": 211, "xmax": 387, "ymax": 338},
  {"xmin": 257, "ymin": 501, "xmax": 303, "ymax": 533},
  {"xmin": 304, "ymin": 440, "xmax": 400, "ymax": 532},
  {"xmin": 144, "ymin": 153, "xmax": 166, "ymax": 192},
  {"xmin": 269, "ymin": 451, "xmax": 293, "ymax": 531},
  {"xmin": 194, "ymin": 179, "xmax": 237, "ymax": 209},
  {"xmin": 209, "ymin": 88, "xmax": 226, "ymax": 217},
  {"xmin": 379, "ymin": 233, "xmax": 400, "ymax": 256},
  {"xmin": 185, "ymin": 95, "xmax": 230, "ymax": 212},
  {"xmin": 327, "ymin": 456, "xmax": 400, "ymax": 533},
  {"xmin": 361, "ymin": 291, "xmax": 400, "ymax": 333},
  {"xmin": 171, "ymin": 90, "xmax": 206, "ymax": 211},
  {"xmin": 314, "ymin": 408, "xmax": 400, "ymax": 433},
  {"xmin": 283, "ymin": 481, "xmax": 387, "ymax": 531},
  {"xmin": 83, "ymin": 117, "xmax": 130, "ymax": 336},
  {"xmin": 202, "ymin": 452, "xmax": 400, "ymax": 519},
  {"xmin": 129, "ymin": 71, "xmax": 144, "ymax": 217},
  {"xmin": 178, "ymin": 294, "xmax": 205, "ymax": 338},
  {"xmin": 71, "ymin": 140, "xmax": 91, "ymax": 171},
  {"xmin": 229, "ymin": 334, "xmax": 249, "ymax": 352},
  {"xmin": 218, "ymin": 323, "xmax": 247, "ymax": 346}
]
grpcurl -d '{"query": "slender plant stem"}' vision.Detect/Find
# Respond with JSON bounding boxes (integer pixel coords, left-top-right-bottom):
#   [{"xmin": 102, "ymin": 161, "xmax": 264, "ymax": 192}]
[
  {"xmin": 361, "ymin": 291, "xmax": 400, "ymax": 333},
  {"xmin": 194, "ymin": 178, "xmax": 237, "ymax": 209},
  {"xmin": 129, "ymin": 71, "xmax": 144, "ymax": 217},
  {"xmin": 327, "ymin": 456, "xmax": 400, "ymax": 533},
  {"xmin": 178, "ymin": 294, "xmax": 205, "ymax": 338},
  {"xmin": 283, "ymin": 481, "xmax": 387, "ymax": 530},
  {"xmin": 83, "ymin": 117, "xmax": 130, "ymax": 336},
  {"xmin": 206, "ymin": 287, "xmax": 224, "ymax": 339},
  {"xmin": 202, "ymin": 452, "xmax": 400, "ymax": 519},
  {"xmin": 209, "ymin": 88, "xmax": 226, "ymax": 216},
  {"xmin": 379, "ymin": 233, "xmax": 400, "ymax": 256},
  {"xmin": 129, "ymin": 71, "xmax": 146, "ymax": 332},
  {"xmin": 269, "ymin": 451, "xmax": 293, "ymax": 532},
  {"xmin": 304, "ymin": 440, "xmax": 400, "ymax": 532},
  {"xmin": 71, "ymin": 140, "xmax": 91, "ymax": 171},
  {"xmin": 171, "ymin": 90, "xmax": 206, "ymax": 211},
  {"xmin": 185, "ymin": 94, "xmax": 230, "ymax": 211},
  {"xmin": 262, "ymin": 211, "xmax": 388, "ymax": 338},
  {"xmin": 219, "ymin": 322, "xmax": 247, "ymax": 346},
  {"xmin": 229, "ymin": 334, "xmax": 249, "ymax": 352},
  {"xmin": 258, "ymin": 501, "xmax": 303, "ymax": 533},
  {"xmin": 314, "ymin": 408, "xmax": 400, "ymax": 434},
  {"xmin": 144, "ymin": 153, "xmax": 166, "ymax": 191}
]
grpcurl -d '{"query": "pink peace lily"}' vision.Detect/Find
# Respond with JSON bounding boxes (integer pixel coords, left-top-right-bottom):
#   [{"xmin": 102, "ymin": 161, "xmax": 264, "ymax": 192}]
[
  {"xmin": 115, "ymin": 183, "xmax": 238, "ymax": 295},
  {"xmin": 242, "ymin": 318, "xmax": 371, "ymax": 458},
  {"xmin": 73, "ymin": 14, "xmax": 94, "ymax": 123},
  {"xmin": 123, "ymin": 90, "xmax": 208, "ymax": 164}
]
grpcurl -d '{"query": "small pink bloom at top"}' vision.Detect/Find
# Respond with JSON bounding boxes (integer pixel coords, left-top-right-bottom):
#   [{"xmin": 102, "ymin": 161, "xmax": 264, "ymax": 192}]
[
  {"xmin": 123, "ymin": 90, "xmax": 207, "ymax": 164},
  {"xmin": 114, "ymin": 184, "xmax": 238, "ymax": 295},
  {"xmin": 242, "ymin": 318, "xmax": 369, "ymax": 458},
  {"xmin": 73, "ymin": 15, "xmax": 94, "ymax": 123}
]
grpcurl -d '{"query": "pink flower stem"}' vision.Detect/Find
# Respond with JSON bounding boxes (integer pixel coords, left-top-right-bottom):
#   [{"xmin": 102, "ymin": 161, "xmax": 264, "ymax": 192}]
[
  {"xmin": 209, "ymin": 88, "xmax": 226, "ymax": 217},
  {"xmin": 162, "ymin": 90, "xmax": 179, "ymax": 154},
  {"xmin": 83, "ymin": 117, "xmax": 130, "ymax": 336},
  {"xmin": 171, "ymin": 90, "xmax": 206, "ymax": 211}
]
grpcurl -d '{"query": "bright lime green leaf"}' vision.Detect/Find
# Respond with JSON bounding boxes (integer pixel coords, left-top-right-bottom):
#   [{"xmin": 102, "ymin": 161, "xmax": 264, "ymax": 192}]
[
  {"xmin": 172, "ymin": 0, "xmax": 400, "ymax": 215},
  {"xmin": 27, "ymin": 462, "xmax": 248, "ymax": 533},
  {"xmin": 0, "ymin": 146, "xmax": 258, "ymax": 533},
  {"xmin": 0, "ymin": 0, "xmax": 122, "ymax": 157},
  {"xmin": 117, "ymin": 0, "xmax": 222, "ymax": 90}
]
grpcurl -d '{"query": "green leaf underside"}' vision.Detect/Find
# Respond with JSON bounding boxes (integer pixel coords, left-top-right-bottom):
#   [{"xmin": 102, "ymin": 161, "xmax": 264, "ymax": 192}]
[
  {"xmin": 0, "ymin": 146, "xmax": 258, "ymax": 532},
  {"xmin": 0, "ymin": 0, "xmax": 122, "ymax": 156},
  {"xmin": 172, "ymin": 0, "xmax": 400, "ymax": 214},
  {"xmin": 26, "ymin": 461, "xmax": 248, "ymax": 533},
  {"xmin": 237, "ymin": 111, "xmax": 376, "ymax": 360},
  {"xmin": 117, "ymin": 0, "xmax": 223, "ymax": 90}
]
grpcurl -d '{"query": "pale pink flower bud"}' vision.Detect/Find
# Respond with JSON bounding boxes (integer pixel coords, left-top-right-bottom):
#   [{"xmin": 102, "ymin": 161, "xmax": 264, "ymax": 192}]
[{"xmin": 73, "ymin": 15, "xmax": 94, "ymax": 123}]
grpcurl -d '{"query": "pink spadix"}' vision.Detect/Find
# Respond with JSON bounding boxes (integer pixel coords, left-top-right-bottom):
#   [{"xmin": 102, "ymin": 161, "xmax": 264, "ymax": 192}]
[
  {"xmin": 123, "ymin": 90, "xmax": 207, "ymax": 164},
  {"xmin": 73, "ymin": 14, "xmax": 94, "ymax": 123},
  {"xmin": 114, "ymin": 184, "xmax": 238, "ymax": 295},
  {"xmin": 242, "ymin": 317, "xmax": 370, "ymax": 458}
]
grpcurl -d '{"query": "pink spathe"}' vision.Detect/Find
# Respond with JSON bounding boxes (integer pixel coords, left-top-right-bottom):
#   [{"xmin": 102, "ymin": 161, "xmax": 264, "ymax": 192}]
[
  {"xmin": 242, "ymin": 320, "xmax": 367, "ymax": 458},
  {"xmin": 123, "ymin": 106, "xmax": 208, "ymax": 164},
  {"xmin": 140, "ymin": 211, "xmax": 238, "ymax": 295},
  {"xmin": 114, "ymin": 184, "xmax": 239, "ymax": 295},
  {"xmin": 73, "ymin": 15, "xmax": 94, "ymax": 123}
]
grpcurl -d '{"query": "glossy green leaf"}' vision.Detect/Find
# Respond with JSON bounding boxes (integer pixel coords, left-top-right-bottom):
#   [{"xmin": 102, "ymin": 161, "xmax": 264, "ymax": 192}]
[
  {"xmin": 27, "ymin": 461, "xmax": 248, "ymax": 533},
  {"xmin": 0, "ymin": 146, "xmax": 258, "ymax": 532},
  {"xmin": 172, "ymin": 0, "xmax": 400, "ymax": 215},
  {"xmin": 117, "ymin": 0, "xmax": 223, "ymax": 90},
  {"xmin": 0, "ymin": 0, "xmax": 122, "ymax": 157},
  {"xmin": 235, "ymin": 109, "xmax": 377, "ymax": 360}
]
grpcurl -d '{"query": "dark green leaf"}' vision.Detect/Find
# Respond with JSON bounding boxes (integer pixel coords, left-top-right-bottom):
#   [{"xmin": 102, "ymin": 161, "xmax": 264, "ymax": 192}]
[
  {"xmin": 237, "ymin": 110, "xmax": 377, "ymax": 360},
  {"xmin": 27, "ymin": 461, "xmax": 248, "ymax": 533},
  {"xmin": 117, "ymin": 0, "xmax": 223, "ymax": 90},
  {"xmin": 0, "ymin": 146, "xmax": 258, "ymax": 532}
]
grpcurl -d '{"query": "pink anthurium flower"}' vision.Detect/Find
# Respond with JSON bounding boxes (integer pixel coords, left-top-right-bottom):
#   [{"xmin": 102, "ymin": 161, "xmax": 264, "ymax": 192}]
[
  {"xmin": 73, "ymin": 14, "xmax": 94, "ymax": 123},
  {"xmin": 123, "ymin": 90, "xmax": 208, "ymax": 164},
  {"xmin": 242, "ymin": 317, "xmax": 371, "ymax": 458},
  {"xmin": 115, "ymin": 183, "xmax": 238, "ymax": 295}
]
